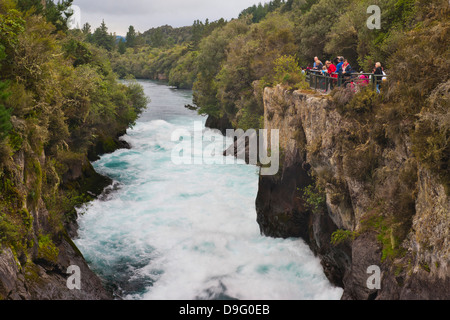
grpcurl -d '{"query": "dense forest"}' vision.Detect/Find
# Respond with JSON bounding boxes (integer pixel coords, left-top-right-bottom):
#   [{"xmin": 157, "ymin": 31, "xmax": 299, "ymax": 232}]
[{"xmin": 0, "ymin": 0, "xmax": 147, "ymax": 272}]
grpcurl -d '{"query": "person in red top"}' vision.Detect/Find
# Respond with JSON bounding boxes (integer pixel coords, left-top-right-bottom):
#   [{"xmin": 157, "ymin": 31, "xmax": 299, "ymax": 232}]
[
  {"xmin": 324, "ymin": 61, "xmax": 337, "ymax": 90},
  {"xmin": 326, "ymin": 61, "xmax": 337, "ymax": 78}
]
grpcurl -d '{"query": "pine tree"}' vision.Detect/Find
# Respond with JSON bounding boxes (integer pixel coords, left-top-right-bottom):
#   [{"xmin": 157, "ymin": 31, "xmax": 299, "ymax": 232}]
[
  {"xmin": 92, "ymin": 20, "xmax": 115, "ymax": 51},
  {"xmin": 82, "ymin": 22, "xmax": 91, "ymax": 34},
  {"xmin": 17, "ymin": 0, "xmax": 74, "ymax": 32},
  {"xmin": 44, "ymin": 0, "xmax": 73, "ymax": 32},
  {"xmin": 126, "ymin": 25, "xmax": 137, "ymax": 48}
]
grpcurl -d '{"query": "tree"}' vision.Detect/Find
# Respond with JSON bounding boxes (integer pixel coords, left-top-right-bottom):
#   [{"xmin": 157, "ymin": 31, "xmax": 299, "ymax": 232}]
[
  {"xmin": 82, "ymin": 22, "xmax": 91, "ymax": 34},
  {"xmin": 149, "ymin": 28, "xmax": 164, "ymax": 47},
  {"xmin": 92, "ymin": 20, "xmax": 115, "ymax": 51},
  {"xmin": 44, "ymin": 0, "xmax": 73, "ymax": 32},
  {"xmin": 82, "ymin": 22, "xmax": 92, "ymax": 42},
  {"xmin": 126, "ymin": 25, "xmax": 136, "ymax": 48},
  {"xmin": 16, "ymin": 0, "xmax": 44, "ymax": 14},
  {"xmin": 293, "ymin": 0, "xmax": 349, "ymax": 65},
  {"xmin": 17, "ymin": 0, "xmax": 74, "ymax": 32},
  {"xmin": 191, "ymin": 20, "xmax": 204, "ymax": 50},
  {"xmin": 118, "ymin": 39, "xmax": 126, "ymax": 54}
]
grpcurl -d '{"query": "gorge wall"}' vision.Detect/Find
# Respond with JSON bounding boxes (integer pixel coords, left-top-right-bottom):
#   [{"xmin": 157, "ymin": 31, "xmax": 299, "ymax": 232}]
[
  {"xmin": 256, "ymin": 85, "xmax": 449, "ymax": 300},
  {"xmin": 0, "ymin": 139, "xmax": 120, "ymax": 300}
]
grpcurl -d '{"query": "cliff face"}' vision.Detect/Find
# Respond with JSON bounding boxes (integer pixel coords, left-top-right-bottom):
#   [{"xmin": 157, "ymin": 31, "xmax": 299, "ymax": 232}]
[
  {"xmin": 257, "ymin": 85, "xmax": 449, "ymax": 300},
  {"xmin": 0, "ymin": 145, "xmax": 115, "ymax": 300}
]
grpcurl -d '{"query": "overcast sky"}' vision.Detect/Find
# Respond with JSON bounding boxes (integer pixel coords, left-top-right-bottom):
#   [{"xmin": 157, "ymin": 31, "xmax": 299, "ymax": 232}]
[{"xmin": 71, "ymin": 0, "xmax": 268, "ymax": 36}]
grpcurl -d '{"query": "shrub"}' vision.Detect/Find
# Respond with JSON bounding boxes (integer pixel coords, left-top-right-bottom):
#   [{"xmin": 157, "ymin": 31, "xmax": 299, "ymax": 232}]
[
  {"xmin": 272, "ymin": 55, "xmax": 309, "ymax": 90},
  {"xmin": 301, "ymin": 184, "xmax": 326, "ymax": 214},
  {"xmin": 37, "ymin": 234, "xmax": 59, "ymax": 263},
  {"xmin": 331, "ymin": 229, "xmax": 357, "ymax": 246}
]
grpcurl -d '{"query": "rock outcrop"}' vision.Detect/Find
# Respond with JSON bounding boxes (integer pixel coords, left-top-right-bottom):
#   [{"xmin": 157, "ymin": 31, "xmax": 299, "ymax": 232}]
[{"xmin": 256, "ymin": 85, "xmax": 449, "ymax": 300}]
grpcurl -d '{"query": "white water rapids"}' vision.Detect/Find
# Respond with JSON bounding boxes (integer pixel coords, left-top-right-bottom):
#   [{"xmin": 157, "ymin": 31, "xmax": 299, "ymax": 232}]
[{"xmin": 74, "ymin": 80, "xmax": 343, "ymax": 300}]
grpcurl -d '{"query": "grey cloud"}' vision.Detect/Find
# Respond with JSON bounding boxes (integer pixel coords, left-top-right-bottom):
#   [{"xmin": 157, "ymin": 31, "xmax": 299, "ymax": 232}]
[{"xmin": 72, "ymin": 0, "xmax": 263, "ymax": 35}]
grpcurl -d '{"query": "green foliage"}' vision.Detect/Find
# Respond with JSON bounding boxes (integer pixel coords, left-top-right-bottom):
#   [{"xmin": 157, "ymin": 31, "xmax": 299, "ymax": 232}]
[
  {"xmin": 126, "ymin": 25, "xmax": 137, "ymax": 48},
  {"xmin": 43, "ymin": 0, "xmax": 73, "ymax": 33},
  {"xmin": 0, "ymin": 80, "xmax": 12, "ymax": 140},
  {"xmin": 17, "ymin": 0, "xmax": 73, "ymax": 33},
  {"xmin": 0, "ymin": 173, "xmax": 33, "ymax": 253},
  {"xmin": 294, "ymin": 0, "xmax": 349, "ymax": 66},
  {"xmin": 118, "ymin": 39, "xmax": 126, "ymax": 54},
  {"xmin": 239, "ymin": 0, "xmax": 284, "ymax": 23},
  {"xmin": 168, "ymin": 51, "xmax": 198, "ymax": 89},
  {"xmin": 148, "ymin": 25, "xmax": 184, "ymax": 46},
  {"xmin": 331, "ymin": 229, "xmax": 357, "ymax": 246},
  {"xmin": 272, "ymin": 54, "xmax": 308, "ymax": 90},
  {"xmin": 63, "ymin": 38, "xmax": 93, "ymax": 67},
  {"xmin": 190, "ymin": 19, "xmax": 227, "ymax": 50},
  {"xmin": 0, "ymin": 212, "xmax": 18, "ymax": 248},
  {"xmin": 91, "ymin": 20, "xmax": 115, "ymax": 51},
  {"xmin": 301, "ymin": 184, "xmax": 326, "ymax": 214},
  {"xmin": 0, "ymin": 8, "xmax": 26, "ymax": 57},
  {"xmin": 17, "ymin": 0, "xmax": 44, "ymax": 13},
  {"xmin": 124, "ymin": 79, "xmax": 149, "ymax": 123},
  {"xmin": 37, "ymin": 234, "xmax": 59, "ymax": 263},
  {"xmin": 358, "ymin": 210, "xmax": 411, "ymax": 262}
]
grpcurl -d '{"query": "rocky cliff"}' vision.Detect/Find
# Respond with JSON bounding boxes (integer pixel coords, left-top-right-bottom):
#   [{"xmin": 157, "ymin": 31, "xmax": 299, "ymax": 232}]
[
  {"xmin": 256, "ymin": 85, "xmax": 449, "ymax": 300},
  {"xmin": 0, "ymin": 139, "xmax": 121, "ymax": 300}
]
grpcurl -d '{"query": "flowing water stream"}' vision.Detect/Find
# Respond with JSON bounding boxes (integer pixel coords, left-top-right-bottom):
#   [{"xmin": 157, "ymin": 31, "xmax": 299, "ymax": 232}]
[{"xmin": 74, "ymin": 80, "xmax": 343, "ymax": 300}]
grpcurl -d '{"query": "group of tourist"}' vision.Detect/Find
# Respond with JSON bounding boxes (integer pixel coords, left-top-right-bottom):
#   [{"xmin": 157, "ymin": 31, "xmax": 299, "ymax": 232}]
[{"xmin": 304, "ymin": 56, "xmax": 386, "ymax": 93}]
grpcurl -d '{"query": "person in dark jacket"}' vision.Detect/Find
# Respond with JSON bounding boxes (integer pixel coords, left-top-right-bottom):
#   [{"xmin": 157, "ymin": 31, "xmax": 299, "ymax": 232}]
[
  {"xmin": 373, "ymin": 62, "xmax": 383, "ymax": 93},
  {"xmin": 342, "ymin": 59, "xmax": 353, "ymax": 87}
]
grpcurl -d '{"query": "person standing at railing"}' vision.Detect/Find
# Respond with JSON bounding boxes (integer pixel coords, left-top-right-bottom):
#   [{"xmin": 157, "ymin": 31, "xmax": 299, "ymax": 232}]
[
  {"xmin": 326, "ymin": 61, "xmax": 337, "ymax": 78},
  {"xmin": 358, "ymin": 71, "xmax": 369, "ymax": 86},
  {"xmin": 373, "ymin": 62, "xmax": 383, "ymax": 93},
  {"xmin": 336, "ymin": 57, "xmax": 344, "ymax": 73},
  {"xmin": 326, "ymin": 60, "xmax": 337, "ymax": 90},
  {"xmin": 342, "ymin": 59, "xmax": 354, "ymax": 88},
  {"xmin": 335, "ymin": 57, "xmax": 344, "ymax": 86},
  {"xmin": 313, "ymin": 57, "xmax": 323, "ymax": 71}
]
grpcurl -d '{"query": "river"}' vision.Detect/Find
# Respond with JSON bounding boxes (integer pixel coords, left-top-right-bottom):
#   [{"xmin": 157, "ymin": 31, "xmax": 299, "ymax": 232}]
[{"xmin": 74, "ymin": 80, "xmax": 343, "ymax": 300}]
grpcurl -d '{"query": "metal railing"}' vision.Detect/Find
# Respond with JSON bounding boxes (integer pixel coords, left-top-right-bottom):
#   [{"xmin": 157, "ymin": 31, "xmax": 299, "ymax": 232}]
[{"xmin": 305, "ymin": 70, "xmax": 387, "ymax": 93}]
